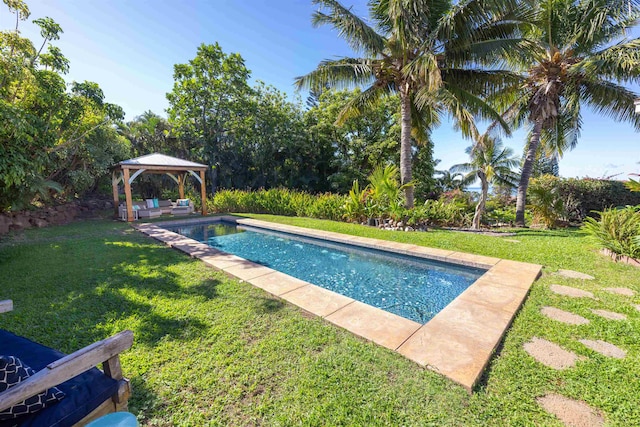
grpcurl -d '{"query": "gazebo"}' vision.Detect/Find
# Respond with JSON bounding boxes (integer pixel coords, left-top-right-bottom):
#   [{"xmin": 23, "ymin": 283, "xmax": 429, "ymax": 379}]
[{"xmin": 111, "ymin": 153, "xmax": 208, "ymax": 222}]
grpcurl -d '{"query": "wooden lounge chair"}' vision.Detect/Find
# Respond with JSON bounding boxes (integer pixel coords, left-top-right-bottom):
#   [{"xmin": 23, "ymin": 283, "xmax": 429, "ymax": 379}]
[{"xmin": 0, "ymin": 300, "xmax": 134, "ymax": 426}]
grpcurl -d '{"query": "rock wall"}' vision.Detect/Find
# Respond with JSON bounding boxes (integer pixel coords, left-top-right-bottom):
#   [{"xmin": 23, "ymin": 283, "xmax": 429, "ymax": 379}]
[{"xmin": 0, "ymin": 198, "xmax": 114, "ymax": 235}]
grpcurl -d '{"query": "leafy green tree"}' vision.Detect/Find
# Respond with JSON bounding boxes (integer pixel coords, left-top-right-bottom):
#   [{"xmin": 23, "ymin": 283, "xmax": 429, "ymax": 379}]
[
  {"xmin": 303, "ymin": 89, "xmax": 401, "ymax": 192},
  {"xmin": 452, "ymin": 134, "xmax": 519, "ymax": 229},
  {"xmin": 296, "ymin": 0, "xmax": 523, "ymax": 207},
  {"xmin": 504, "ymin": 0, "xmax": 640, "ymax": 226},
  {"xmin": 231, "ymin": 82, "xmax": 312, "ymax": 190},
  {"xmin": 412, "ymin": 144, "xmax": 438, "ymax": 202},
  {"xmin": 0, "ymin": 0, "xmax": 128, "ymax": 210},
  {"xmin": 167, "ymin": 43, "xmax": 253, "ymax": 193}
]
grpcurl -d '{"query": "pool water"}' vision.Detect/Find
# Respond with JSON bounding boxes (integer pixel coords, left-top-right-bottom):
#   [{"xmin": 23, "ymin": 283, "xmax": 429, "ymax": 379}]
[{"xmin": 164, "ymin": 222, "xmax": 486, "ymax": 323}]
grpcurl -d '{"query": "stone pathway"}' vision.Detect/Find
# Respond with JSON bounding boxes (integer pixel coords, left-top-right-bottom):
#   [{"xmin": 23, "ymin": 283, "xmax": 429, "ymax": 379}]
[
  {"xmin": 540, "ymin": 307, "xmax": 589, "ymax": 325},
  {"xmin": 579, "ymin": 339, "xmax": 626, "ymax": 359},
  {"xmin": 537, "ymin": 394, "xmax": 605, "ymax": 427},
  {"xmin": 590, "ymin": 309, "xmax": 627, "ymax": 321},
  {"xmin": 523, "ymin": 337, "xmax": 582, "ymax": 369},
  {"xmin": 529, "ymin": 279, "xmax": 637, "ymax": 425},
  {"xmin": 557, "ymin": 270, "xmax": 595, "ymax": 280},
  {"xmin": 603, "ymin": 287, "xmax": 635, "ymax": 296},
  {"xmin": 549, "ymin": 284, "xmax": 595, "ymax": 299}
]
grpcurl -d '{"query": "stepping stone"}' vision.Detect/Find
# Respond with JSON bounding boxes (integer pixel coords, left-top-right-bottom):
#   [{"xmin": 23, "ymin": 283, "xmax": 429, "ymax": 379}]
[
  {"xmin": 557, "ymin": 269, "xmax": 595, "ymax": 280},
  {"xmin": 579, "ymin": 339, "xmax": 626, "ymax": 359},
  {"xmin": 590, "ymin": 309, "xmax": 627, "ymax": 321},
  {"xmin": 603, "ymin": 287, "xmax": 635, "ymax": 296},
  {"xmin": 549, "ymin": 285, "xmax": 595, "ymax": 299},
  {"xmin": 523, "ymin": 337, "xmax": 582, "ymax": 370},
  {"xmin": 537, "ymin": 394, "xmax": 604, "ymax": 427},
  {"xmin": 541, "ymin": 307, "xmax": 589, "ymax": 325},
  {"xmin": 635, "ymin": 304, "xmax": 640, "ymax": 312}
]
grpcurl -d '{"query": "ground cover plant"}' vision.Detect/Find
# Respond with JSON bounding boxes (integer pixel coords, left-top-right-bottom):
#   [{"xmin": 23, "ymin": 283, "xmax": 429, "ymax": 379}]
[{"xmin": 1, "ymin": 215, "xmax": 639, "ymax": 425}]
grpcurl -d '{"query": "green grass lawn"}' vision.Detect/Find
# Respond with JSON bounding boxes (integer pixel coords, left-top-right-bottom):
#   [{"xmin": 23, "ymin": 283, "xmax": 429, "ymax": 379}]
[{"xmin": 1, "ymin": 215, "xmax": 639, "ymax": 426}]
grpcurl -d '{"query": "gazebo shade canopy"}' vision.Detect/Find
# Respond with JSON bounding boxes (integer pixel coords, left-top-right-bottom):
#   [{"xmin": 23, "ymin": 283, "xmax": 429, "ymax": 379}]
[
  {"xmin": 112, "ymin": 153, "xmax": 208, "ymax": 221},
  {"xmin": 117, "ymin": 153, "xmax": 207, "ymax": 170}
]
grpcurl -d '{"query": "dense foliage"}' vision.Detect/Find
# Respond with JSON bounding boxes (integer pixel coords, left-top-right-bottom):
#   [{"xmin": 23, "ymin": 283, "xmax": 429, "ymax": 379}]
[
  {"xmin": 210, "ymin": 188, "xmax": 345, "ymax": 221},
  {"xmin": 528, "ymin": 175, "xmax": 640, "ymax": 223},
  {"xmin": 0, "ymin": 1, "xmax": 129, "ymax": 211}
]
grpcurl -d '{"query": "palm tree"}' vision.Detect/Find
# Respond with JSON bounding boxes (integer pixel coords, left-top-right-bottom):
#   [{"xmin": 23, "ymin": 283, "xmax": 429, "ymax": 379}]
[
  {"xmin": 505, "ymin": 0, "xmax": 640, "ymax": 226},
  {"xmin": 296, "ymin": 0, "xmax": 525, "ymax": 207},
  {"xmin": 451, "ymin": 134, "xmax": 519, "ymax": 229},
  {"xmin": 434, "ymin": 168, "xmax": 471, "ymax": 192}
]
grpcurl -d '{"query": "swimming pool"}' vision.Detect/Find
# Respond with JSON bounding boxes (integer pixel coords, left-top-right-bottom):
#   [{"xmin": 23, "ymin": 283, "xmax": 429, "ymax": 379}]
[{"xmin": 163, "ymin": 221, "xmax": 486, "ymax": 323}]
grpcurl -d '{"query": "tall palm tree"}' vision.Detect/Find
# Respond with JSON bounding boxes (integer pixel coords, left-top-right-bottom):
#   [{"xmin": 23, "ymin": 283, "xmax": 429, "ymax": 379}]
[
  {"xmin": 452, "ymin": 134, "xmax": 520, "ymax": 229},
  {"xmin": 296, "ymin": 0, "xmax": 525, "ymax": 207},
  {"xmin": 505, "ymin": 0, "xmax": 640, "ymax": 226}
]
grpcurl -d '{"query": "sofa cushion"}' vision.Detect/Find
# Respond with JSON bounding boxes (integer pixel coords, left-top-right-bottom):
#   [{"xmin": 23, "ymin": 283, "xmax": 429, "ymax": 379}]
[
  {"xmin": 0, "ymin": 330, "xmax": 119, "ymax": 427},
  {"xmin": 158, "ymin": 200, "xmax": 173, "ymax": 208},
  {"xmin": 145, "ymin": 199, "xmax": 154, "ymax": 209},
  {"xmin": 176, "ymin": 198, "xmax": 190, "ymax": 207},
  {"xmin": 0, "ymin": 356, "xmax": 65, "ymax": 421}
]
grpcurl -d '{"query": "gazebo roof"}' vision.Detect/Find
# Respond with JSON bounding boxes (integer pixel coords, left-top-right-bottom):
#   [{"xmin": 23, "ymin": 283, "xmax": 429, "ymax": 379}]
[{"xmin": 117, "ymin": 153, "xmax": 207, "ymax": 169}]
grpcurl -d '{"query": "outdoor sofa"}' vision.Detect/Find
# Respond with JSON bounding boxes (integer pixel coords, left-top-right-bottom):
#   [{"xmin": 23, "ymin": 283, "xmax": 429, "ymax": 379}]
[
  {"xmin": 118, "ymin": 198, "xmax": 194, "ymax": 220},
  {"xmin": 0, "ymin": 300, "xmax": 133, "ymax": 426}
]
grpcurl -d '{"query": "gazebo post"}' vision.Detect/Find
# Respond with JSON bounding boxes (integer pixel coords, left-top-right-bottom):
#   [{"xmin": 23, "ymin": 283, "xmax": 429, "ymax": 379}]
[
  {"xmin": 111, "ymin": 170, "xmax": 120, "ymax": 217},
  {"xmin": 200, "ymin": 170, "xmax": 207, "ymax": 216},
  {"xmin": 123, "ymin": 167, "xmax": 134, "ymax": 222},
  {"xmin": 178, "ymin": 173, "xmax": 185, "ymax": 199}
]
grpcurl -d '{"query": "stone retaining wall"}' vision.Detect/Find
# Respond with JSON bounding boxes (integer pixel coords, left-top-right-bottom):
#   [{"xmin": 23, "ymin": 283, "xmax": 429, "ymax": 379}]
[{"xmin": 0, "ymin": 198, "xmax": 114, "ymax": 235}]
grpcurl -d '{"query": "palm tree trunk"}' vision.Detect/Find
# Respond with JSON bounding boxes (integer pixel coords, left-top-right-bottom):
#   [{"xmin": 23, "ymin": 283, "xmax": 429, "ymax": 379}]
[
  {"xmin": 515, "ymin": 119, "xmax": 543, "ymax": 226},
  {"xmin": 399, "ymin": 86, "xmax": 414, "ymax": 208},
  {"xmin": 472, "ymin": 172, "xmax": 488, "ymax": 230}
]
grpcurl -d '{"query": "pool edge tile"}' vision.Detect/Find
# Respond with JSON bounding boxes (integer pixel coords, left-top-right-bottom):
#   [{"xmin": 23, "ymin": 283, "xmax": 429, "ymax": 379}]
[
  {"xmin": 325, "ymin": 301, "xmax": 422, "ymax": 351},
  {"xmin": 247, "ymin": 271, "xmax": 310, "ymax": 296},
  {"xmin": 279, "ymin": 284, "xmax": 355, "ymax": 318}
]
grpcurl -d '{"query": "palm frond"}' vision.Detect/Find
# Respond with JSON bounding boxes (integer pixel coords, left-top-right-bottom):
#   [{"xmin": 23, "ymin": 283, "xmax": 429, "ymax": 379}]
[
  {"xmin": 312, "ymin": 0, "xmax": 386, "ymax": 55},
  {"xmin": 573, "ymin": 38, "xmax": 640, "ymax": 84},
  {"xmin": 335, "ymin": 83, "xmax": 392, "ymax": 124},
  {"xmin": 294, "ymin": 57, "xmax": 375, "ymax": 91},
  {"xmin": 426, "ymin": 87, "xmax": 479, "ymax": 140},
  {"xmin": 578, "ymin": 78, "xmax": 640, "ymax": 131}
]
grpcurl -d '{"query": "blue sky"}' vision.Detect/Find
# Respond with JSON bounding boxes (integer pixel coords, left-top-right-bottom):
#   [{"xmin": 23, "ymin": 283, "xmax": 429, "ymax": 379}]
[{"xmin": 3, "ymin": 0, "xmax": 639, "ymax": 179}]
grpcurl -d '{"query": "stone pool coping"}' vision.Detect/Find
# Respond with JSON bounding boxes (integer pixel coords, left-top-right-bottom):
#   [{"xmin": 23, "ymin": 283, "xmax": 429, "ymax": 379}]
[{"xmin": 135, "ymin": 216, "xmax": 541, "ymax": 392}]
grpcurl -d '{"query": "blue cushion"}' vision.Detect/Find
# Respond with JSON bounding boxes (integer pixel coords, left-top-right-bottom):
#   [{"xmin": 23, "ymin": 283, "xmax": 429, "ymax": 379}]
[
  {"xmin": 0, "ymin": 330, "xmax": 119, "ymax": 427},
  {"xmin": 152, "ymin": 198, "xmax": 159, "ymax": 208}
]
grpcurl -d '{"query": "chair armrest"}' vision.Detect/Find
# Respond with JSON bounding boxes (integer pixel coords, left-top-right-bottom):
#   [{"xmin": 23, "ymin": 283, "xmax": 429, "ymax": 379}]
[
  {"xmin": 0, "ymin": 330, "xmax": 134, "ymax": 412},
  {"xmin": 0, "ymin": 300, "xmax": 13, "ymax": 313}
]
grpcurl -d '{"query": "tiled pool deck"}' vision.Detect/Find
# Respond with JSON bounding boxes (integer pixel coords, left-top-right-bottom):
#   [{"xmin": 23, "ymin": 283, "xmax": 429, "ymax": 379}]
[{"xmin": 135, "ymin": 216, "xmax": 541, "ymax": 392}]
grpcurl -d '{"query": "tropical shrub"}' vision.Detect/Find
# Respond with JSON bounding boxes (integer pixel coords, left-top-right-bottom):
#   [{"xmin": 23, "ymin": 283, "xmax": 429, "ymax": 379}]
[
  {"xmin": 528, "ymin": 175, "xmax": 565, "ymax": 228},
  {"xmin": 582, "ymin": 206, "xmax": 640, "ymax": 259},
  {"xmin": 545, "ymin": 178, "xmax": 640, "ymax": 222},
  {"xmin": 210, "ymin": 188, "xmax": 344, "ymax": 220},
  {"xmin": 343, "ymin": 180, "xmax": 367, "ymax": 223},
  {"xmin": 422, "ymin": 199, "xmax": 472, "ymax": 227}
]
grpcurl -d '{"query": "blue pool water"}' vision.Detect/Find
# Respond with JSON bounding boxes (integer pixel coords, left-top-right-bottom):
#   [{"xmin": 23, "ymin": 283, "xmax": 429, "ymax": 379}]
[{"xmin": 164, "ymin": 222, "xmax": 486, "ymax": 323}]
